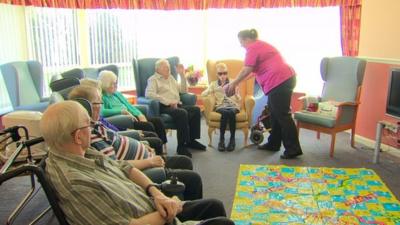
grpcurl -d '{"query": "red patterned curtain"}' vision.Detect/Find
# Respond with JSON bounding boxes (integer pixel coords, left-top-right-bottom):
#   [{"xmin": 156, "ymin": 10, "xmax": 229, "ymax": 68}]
[
  {"xmin": 0, "ymin": 0, "xmax": 362, "ymax": 56},
  {"xmin": 340, "ymin": 4, "xmax": 362, "ymax": 56}
]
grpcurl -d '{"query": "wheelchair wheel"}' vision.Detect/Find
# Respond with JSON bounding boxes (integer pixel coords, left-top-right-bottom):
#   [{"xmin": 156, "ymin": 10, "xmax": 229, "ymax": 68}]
[{"xmin": 250, "ymin": 130, "xmax": 264, "ymax": 145}]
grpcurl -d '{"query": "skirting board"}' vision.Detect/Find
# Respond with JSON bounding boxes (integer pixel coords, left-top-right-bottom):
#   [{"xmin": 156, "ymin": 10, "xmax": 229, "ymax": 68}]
[{"xmin": 354, "ymin": 134, "xmax": 400, "ymax": 158}]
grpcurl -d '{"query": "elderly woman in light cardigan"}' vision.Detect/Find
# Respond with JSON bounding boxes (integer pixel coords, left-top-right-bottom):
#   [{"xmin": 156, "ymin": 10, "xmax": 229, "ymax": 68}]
[
  {"xmin": 98, "ymin": 70, "xmax": 167, "ymax": 145},
  {"xmin": 201, "ymin": 63, "xmax": 241, "ymax": 152}
]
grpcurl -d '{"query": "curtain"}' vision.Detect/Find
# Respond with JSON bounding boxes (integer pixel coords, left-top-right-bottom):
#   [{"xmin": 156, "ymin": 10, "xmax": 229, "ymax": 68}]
[
  {"xmin": 0, "ymin": 0, "xmax": 362, "ymax": 56},
  {"xmin": 340, "ymin": 4, "xmax": 362, "ymax": 56}
]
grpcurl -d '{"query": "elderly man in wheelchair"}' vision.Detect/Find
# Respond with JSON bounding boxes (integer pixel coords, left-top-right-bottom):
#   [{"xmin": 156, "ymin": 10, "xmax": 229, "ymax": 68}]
[{"xmin": 29, "ymin": 101, "xmax": 233, "ymax": 225}]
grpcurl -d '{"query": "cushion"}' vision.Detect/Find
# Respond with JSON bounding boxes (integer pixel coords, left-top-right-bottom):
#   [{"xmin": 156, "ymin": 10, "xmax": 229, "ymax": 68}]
[
  {"xmin": 294, "ymin": 111, "xmax": 337, "ymax": 128},
  {"xmin": 317, "ymin": 101, "xmax": 338, "ymax": 117}
]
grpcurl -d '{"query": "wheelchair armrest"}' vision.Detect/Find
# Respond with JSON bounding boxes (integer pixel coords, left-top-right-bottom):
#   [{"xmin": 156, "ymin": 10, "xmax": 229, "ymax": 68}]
[{"xmin": 180, "ymin": 93, "xmax": 196, "ymax": 106}]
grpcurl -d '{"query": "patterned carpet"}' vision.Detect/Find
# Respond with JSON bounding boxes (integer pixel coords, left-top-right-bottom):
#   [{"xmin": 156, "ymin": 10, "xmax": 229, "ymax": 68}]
[{"xmin": 231, "ymin": 164, "xmax": 400, "ymax": 225}]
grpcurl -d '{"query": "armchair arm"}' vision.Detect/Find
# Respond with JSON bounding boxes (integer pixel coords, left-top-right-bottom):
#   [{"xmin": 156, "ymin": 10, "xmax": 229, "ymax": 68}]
[
  {"xmin": 180, "ymin": 93, "xmax": 196, "ymax": 106},
  {"xmin": 137, "ymin": 97, "xmax": 161, "ymax": 118},
  {"xmin": 334, "ymin": 101, "xmax": 359, "ymax": 125},
  {"xmin": 244, "ymin": 95, "xmax": 255, "ymax": 127},
  {"xmin": 202, "ymin": 96, "xmax": 216, "ymax": 123},
  {"xmin": 133, "ymin": 104, "xmax": 149, "ymax": 116}
]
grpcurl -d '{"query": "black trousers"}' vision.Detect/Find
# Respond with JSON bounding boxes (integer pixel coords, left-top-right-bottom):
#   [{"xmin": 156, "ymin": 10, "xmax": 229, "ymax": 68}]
[
  {"xmin": 267, "ymin": 76, "xmax": 302, "ymax": 155},
  {"xmin": 216, "ymin": 108, "xmax": 238, "ymax": 140},
  {"xmin": 133, "ymin": 117, "xmax": 167, "ymax": 144},
  {"xmin": 178, "ymin": 199, "xmax": 234, "ymax": 225},
  {"xmin": 160, "ymin": 105, "xmax": 201, "ymax": 146},
  {"xmin": 141, "ymin": 131, "xmax": 164, "ymax": 155}
]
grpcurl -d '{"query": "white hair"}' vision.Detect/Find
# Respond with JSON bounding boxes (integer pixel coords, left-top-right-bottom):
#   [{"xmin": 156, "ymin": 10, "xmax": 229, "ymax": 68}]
[
  {"xmin": 155, "ymin": 59, "xmax": 170, "ymax": 72},
  {"xmin": 98, "ymin": 70, "xmax": 117, "ymax": 92},
  {"xmin": 40, "ymin": 101, "xmax": 88, "ymax": 150}
]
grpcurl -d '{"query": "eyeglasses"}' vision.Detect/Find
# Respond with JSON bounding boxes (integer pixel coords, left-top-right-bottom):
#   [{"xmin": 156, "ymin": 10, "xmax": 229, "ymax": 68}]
[
  {"xmin": 70, "ymin": 124, "xmax": 91, "ymax": 135},
  {"xmin": 92, "ymin": 102, "xmax": 103, "ymax": 106},
  {"xmin": 217, "ymin": 72, "xmax": 228, "ymax": 76}
]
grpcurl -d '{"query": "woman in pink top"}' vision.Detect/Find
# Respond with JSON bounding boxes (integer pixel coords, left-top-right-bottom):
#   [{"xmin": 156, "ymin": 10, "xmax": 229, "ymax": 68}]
[{"xmin": 228, "ymin": 29, "xmax": 302, "ymax": 159}]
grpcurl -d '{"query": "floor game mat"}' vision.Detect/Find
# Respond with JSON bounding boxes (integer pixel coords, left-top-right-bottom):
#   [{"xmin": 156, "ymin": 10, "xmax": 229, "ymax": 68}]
[{"xmin": 231, "ymin": 164, "xmax": 400, "ymax": 225}]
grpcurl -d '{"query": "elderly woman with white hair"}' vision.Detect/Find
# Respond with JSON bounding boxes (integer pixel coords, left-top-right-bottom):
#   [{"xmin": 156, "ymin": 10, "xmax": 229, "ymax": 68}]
[
  {"xmin": 201, "ymin": 62, "xmax": 240, "ymax": 152},
  {"xmin": 98, "ymin": 70, "xmax": 167, "ymax": 145}
]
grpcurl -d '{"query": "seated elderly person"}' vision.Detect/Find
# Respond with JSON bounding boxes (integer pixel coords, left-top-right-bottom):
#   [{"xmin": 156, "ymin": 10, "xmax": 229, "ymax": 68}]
[
  {"xmin": 68, "ymin": 85, "xmax": 202, "ymax": 200},
  {"xmin": 80, "ymin": 78, "xmax": 165, "ymax": 155},
  {"xmin": 40, "ymin": 101, "xmax": 233, "ymax": 225},
  {"xmin": 98, "ymin": 70, "xmax": 167, "ymax": 146},
  {"xmin": 146, "ymin": 59, "xmax": 206, "ymax": 157}
]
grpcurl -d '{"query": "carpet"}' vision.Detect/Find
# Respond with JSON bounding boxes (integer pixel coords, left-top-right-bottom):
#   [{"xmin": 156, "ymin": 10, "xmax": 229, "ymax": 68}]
[{"xmin": 231, "ymin": 164, "xmax": 400, "ymax": 225}]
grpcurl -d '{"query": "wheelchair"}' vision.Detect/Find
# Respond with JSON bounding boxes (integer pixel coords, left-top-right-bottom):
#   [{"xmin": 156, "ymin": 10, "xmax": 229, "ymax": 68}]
[
  {"xmin": 250, "ymin": 104, "xmax": 272, "ymax": 145},
  {"xmin": 0, "ymin": 126, "xmax": 68, "ymax": 225}
]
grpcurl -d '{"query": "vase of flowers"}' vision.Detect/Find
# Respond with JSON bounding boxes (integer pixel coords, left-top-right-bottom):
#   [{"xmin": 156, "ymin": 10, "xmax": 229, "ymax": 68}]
[{"xmin": 185, "ymin": 65, "xmax": 203, "ymax": 86}]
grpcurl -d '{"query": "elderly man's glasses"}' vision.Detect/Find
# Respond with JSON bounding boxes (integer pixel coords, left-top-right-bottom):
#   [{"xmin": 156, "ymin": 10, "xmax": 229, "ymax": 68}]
[
  {"xmin": 218, "ymin": 72, "xmax": 228, "ymax": 76},
  {"xmin": 92, "ymin": 102, "xmax": 103, "ymax": 106},
  {"xmin": 70, "ymin": 120, "xmax": 95, "ymax": 135},
  {"xmin": 70, "ymin": 125, "xmax": 90, "ymax": 135}
]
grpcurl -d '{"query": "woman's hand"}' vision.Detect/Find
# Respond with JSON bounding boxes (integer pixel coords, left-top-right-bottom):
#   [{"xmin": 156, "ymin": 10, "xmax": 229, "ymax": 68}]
[
  {"xmin": 149, "ymin": 156, "xmax": 165, "ymax": 168},
  {"xmin": 138, "ymin": 114, "xmax": 147, "ymax": 122}
]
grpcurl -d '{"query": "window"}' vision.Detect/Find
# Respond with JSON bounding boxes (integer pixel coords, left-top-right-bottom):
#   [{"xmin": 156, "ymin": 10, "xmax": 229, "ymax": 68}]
[
  {"xmin": 0, "ymin": 5, "xmax": 342, "ymax": 114},
  {"xmin": 87, "ymin": 9, "xmax": 136, "ymax": 90},
  {"xmin": 25, "ymin": 7, "xmax": 80, "ymax": 95}
]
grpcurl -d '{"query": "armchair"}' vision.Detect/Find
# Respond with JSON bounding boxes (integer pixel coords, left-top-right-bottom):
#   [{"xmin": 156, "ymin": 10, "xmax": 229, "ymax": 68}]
[
  {"xmin": 204, "ymin": 59, "xmax": 255, "ymax": 146},
  {"xmin": 132, "ymin": 57, "xmax": 196, "ymax": 129},
  {"xmin": 294, "ymin": 56, "xmax": 366, "ymax": 157},
  {"xmin": 0, "ymin": 61, "xmax": 49, "ymax": 112}
]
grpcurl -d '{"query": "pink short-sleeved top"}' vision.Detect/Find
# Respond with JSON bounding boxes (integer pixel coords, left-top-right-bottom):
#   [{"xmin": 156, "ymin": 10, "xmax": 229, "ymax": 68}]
[{"xmin": 244, "ymin": 40, "xmax": 295, "ymax": 94}]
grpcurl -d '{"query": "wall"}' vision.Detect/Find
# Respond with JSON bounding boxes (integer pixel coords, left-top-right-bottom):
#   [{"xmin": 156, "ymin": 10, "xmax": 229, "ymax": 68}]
[
  {"xmin": 358, "ymin": 0, "xmax": 400, "ymax": 60},
  {"xmin": 355, "ymin": 0, "xmax": 400, "ymax": 148}
]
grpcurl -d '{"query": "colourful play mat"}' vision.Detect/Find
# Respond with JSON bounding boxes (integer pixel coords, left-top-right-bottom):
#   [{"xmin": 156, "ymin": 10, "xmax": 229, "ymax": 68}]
[{"xmin": 231, "ymin": 164, "xmax": 400, "ymax": 225}]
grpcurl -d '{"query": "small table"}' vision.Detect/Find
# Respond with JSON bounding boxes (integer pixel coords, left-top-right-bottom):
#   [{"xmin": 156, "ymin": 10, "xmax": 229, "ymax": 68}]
[{"xmin": 188, "ymin": 84, "xmax": 207, "ymax": 111}]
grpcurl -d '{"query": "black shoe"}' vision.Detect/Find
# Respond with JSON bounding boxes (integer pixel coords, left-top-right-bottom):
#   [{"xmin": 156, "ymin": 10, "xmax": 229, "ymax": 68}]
[
  {"xmin": 217, "ymin": 140, "xmax": 225, "ymax": 152},
  {"xmin": 186, "ymin": 140, "xmax": 207, "ymax": 151},
  {"xmin": 227, "ymin": 139, "xmax": 235, "ymax": 152},
  {"xmin": 258, "ymin": 142, "xmax": 280, "ymax": 151},
  {"xmin": 177, "ymin": 146, "xmax": 192, "ymax": 158},
  {"xmin": 280, "ymin": 151, "xmax": 302, "ymax": 159}
]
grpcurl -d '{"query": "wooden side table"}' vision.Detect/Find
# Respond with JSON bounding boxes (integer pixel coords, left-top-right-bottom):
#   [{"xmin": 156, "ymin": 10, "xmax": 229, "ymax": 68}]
[{"xmin": 188, "ymin": 84, "xmax": 207, "ymax": 111}]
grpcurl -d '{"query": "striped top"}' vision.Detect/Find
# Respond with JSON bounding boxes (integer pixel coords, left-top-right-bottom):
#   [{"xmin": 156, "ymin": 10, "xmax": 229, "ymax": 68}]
[
  {"xmin": 45, "ymin": 148, "xmax": 198, "ymax": 225},
  {"xmin": 91, "ymin": 122, "xmax": 153, "ymax": 160}
]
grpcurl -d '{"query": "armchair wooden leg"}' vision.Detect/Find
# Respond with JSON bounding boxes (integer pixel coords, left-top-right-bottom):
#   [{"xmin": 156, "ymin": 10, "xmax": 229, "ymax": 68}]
[
  {"xmin": 208, "ymin": 127, "xmax": 214, "ymax": 147},
  {"xmin": 242, "ymin": 128, "xmax": 249, "ymax": 146},
  {"xmin": 351, "ymin": 128, "xmax": 356, "ymax": 148},
  {"xmin": 317, "ymin": 132, "xmax": 321, "ymax": 140},
  {"xmin": 330, "ymin": 133, "xmax": 336, "ymax": 157}
]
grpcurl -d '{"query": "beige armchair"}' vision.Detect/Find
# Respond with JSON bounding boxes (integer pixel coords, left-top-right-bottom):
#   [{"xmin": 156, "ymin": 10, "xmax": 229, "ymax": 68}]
[{"xmin": 204, "ymin": 59, "xmax": 255, "ymax": 147}]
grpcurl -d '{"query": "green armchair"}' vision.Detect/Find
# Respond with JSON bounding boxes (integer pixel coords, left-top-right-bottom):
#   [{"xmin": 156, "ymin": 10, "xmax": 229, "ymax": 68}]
[{"xmin": 294, "ymin": 56, "xmax": 366, "ymax": 157}]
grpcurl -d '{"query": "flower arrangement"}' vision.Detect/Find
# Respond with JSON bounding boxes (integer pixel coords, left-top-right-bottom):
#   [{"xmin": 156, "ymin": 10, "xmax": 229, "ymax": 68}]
[{"xmin": 185, "ymin": 65, "xmax": 203, "ymax": 86}]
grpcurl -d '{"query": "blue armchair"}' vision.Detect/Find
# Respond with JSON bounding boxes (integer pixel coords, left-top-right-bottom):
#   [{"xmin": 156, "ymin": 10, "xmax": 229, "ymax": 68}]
[
  {"xmin": 132, "ymin": 57, "xmax": 196, "ymax": 129},
  {"xmin": 0, "ymin": 61, "xmax": 48, "ymax": 112},
  {"xmin": 294, "ymin": 56, "xmax": 366, "ymax": 157}
]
